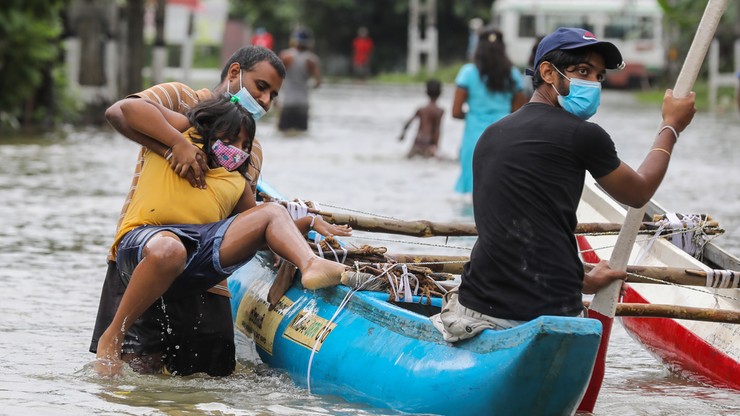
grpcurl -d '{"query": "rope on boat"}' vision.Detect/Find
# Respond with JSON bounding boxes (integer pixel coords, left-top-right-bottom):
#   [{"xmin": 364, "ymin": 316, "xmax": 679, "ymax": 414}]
[
  {"xmin": 661, "ymin": 213, "xmax": 717, "ymax": 260},
  {"xmin": 386, "ymin": 264, "xmax": 420, "ymax": 302},
  {"xmin": 283, "ymin": 197, "xmax": 718, "ymax": 261},
  {"xmin": 342, "ymin": 257, "xmax": 740, "ymax": 302},
  {"xmin": 306, "ymin": 262, "xmax": 392, "ymax": 394},
  {"xmin": 577, "ymin": 229, "xmax": 712, "ymax": 260},
  {"xmin": 314, "ymin": 232, "xmax": 348, "ymax": 264},
  {"xmin": 344, "ymin": 234, "xmax": 474, "ymax": 251},
  {"xmin": 340, "ymin": 220, "xmax": 710, "ymax": 257},
  {"xmin": 705, "ymin": 269, "xmax": 740, "ymax": 289},
  {"xmin": 294, "ymin": 200, "xmax": 736, "ymax": 300},
  {"xmin": 302, "ymin": 201, "xmax": 405, "ymax": 221},
  {"xmin": 348, "ymin": 230, "xmax": 709, "ymax": 260},
  {"xmin": 631, "ymin": 214, "xmax": 718, "ymax": 264},
  {"xmin": 333, "ymin": 236, "xmax": 739, "ymax": 299}
]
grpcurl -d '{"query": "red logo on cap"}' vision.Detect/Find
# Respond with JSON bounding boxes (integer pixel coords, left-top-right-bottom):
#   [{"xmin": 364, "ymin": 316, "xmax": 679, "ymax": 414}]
[{"xmin": 583, "ymin": 31, "xmax": 597, "ymax": 41}]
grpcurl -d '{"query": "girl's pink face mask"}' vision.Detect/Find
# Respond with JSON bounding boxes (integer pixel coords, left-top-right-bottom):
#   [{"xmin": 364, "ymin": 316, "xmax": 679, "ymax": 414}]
[{"xmin": 212, "ymin": 140, "xmax": 249, "ymax": 171}]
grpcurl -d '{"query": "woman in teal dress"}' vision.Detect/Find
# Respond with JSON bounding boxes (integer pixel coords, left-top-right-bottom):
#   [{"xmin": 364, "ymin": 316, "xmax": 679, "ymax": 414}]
[{"xmin": 452, "ymin": 27, "xmax": 525, "ymax": 194}]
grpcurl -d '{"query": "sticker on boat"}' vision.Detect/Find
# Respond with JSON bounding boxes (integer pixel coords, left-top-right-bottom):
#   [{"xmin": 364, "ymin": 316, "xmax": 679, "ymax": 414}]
[
  {"xmin": 283, "ymin": 309, "xmax": 337, "ymax": 352},
  {"xmin": 235, "ymin": 280, "xmax": 293, "ymax": 355}
]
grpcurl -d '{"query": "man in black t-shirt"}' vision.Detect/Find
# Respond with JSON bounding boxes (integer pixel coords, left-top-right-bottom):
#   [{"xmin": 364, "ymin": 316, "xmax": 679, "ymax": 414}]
[{"xmin": 432, "ymin": 27, "xmax": 697, "ymax": 342}]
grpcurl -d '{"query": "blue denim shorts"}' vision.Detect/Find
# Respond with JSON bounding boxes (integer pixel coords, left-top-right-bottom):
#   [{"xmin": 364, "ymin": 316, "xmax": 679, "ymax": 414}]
[{"xmin": 116, "ymin": 216, "xmax": 251, "ymax": 298}]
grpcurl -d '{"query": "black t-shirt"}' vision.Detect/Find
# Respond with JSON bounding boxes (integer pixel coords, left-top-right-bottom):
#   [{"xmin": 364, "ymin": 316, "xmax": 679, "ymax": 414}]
[{"xmin": 459, "ymin": 103, "xmax": 621, "ymax": 320}]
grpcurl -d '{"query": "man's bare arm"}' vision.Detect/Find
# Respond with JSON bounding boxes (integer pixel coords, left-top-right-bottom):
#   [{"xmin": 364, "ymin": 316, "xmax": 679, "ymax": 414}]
[{"xmin": 105, "ymin": 98, "xmax": 169, "ymax": 157}]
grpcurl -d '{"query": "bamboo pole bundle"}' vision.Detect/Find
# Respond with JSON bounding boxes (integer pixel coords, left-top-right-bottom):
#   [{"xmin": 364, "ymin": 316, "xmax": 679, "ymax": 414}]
[
  {"xmin": 302, "ymin": 242, "xmax": 739, "ymax": 323},
  {"xmin": 275, "ymin": 202, "xmax": 722, "ymax": 237},
  {"xmin": 321, "ymin": 212, "xmax": 723, "ymax": 237},
  {"xmin": 312, "ymin": 245, "xmax": 738, "ymax": 289}
]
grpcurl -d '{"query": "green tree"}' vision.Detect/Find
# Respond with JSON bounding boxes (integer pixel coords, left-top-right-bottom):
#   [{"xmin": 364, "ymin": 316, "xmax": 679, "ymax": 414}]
[
  {"xmin": 0, "ymin": 0, "xmax": 67, "ymax": 128},
  {"xmin": 658, "ymin": 0, "xmax": 738, "ymax": 76}
]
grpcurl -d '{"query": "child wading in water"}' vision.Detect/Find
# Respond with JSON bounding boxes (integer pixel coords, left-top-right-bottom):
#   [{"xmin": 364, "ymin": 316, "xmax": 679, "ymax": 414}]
[
  {"xmin": 399, "ymin": 79, "xmax": 444, "ymax": 158},
  {"xmin": 96, "ymin": 95, "xmax": 371, "ymax": 375}
]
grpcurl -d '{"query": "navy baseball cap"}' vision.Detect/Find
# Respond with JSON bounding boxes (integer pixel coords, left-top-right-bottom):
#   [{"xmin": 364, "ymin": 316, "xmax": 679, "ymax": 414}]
[{"xmin": 530, "ymin": 27, "xmax": 624, "ymax": 73}]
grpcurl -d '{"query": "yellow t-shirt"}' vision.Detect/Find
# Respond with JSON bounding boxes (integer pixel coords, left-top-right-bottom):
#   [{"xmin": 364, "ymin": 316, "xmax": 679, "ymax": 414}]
[
  {"xmin": 111, "ymin": 128, "xmax": 246, "ymax": 255},
  {"xmin": 109, "ymin": 82, "xmax": 264, "ymax": 259}
]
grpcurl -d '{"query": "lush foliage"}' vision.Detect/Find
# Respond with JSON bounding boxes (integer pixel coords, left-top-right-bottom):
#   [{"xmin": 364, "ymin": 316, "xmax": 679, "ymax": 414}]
[
  {"xmin": 0, "ymin": 1, "xmax": 67, "ymax": 127},
  {"xmin": 657, "ymin": 0, "xmax": 739, "ymax": 73}
]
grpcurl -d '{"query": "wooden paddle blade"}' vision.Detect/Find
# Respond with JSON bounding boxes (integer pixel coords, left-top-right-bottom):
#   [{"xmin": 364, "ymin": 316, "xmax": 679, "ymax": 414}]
[
  {"xmin": 591, "ymin": 206, "xmax": 647, "ymax": 317},
  {"xmin": 576, "ymin": 235, "xmax": 610, "ymax": 413},
  {"xmin": 267, "ymin": 262, "xmax": 298, "ymax": 309},
  {"xmin": 577, "ymin": 310, "xmax": 612, "ymax": 413}
]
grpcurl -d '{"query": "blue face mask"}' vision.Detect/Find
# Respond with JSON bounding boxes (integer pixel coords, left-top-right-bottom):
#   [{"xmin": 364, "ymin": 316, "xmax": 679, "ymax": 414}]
[
  {"xmin": 551, "ymin": 67, "xmax": 601, "ymax": 120},
  {"xmin": 231, "ymin": 75, "xmax": 267, "ymax": 121}
]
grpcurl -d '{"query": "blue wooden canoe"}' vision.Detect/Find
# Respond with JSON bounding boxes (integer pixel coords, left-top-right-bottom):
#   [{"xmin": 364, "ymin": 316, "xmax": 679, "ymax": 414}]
[{"xmin": 228, "ymin": 252, "xmax": 603, "ymax": 415}]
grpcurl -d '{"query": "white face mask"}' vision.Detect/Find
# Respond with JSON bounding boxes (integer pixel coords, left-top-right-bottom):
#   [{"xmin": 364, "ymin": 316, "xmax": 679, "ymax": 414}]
[{"xmin": 230, "ymin": 74, "xmax": 267, "ymax": 121}]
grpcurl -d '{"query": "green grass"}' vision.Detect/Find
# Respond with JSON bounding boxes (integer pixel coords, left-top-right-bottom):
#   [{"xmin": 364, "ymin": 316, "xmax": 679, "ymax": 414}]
[
  {"xmin": 192, "ymin": 45, "xmax": 221, "ymax": 69},
  {"xmin": 373, "ymin": 61, "xmax": 465, "ymax": 84},
  {"xmin": 187, "ymin": 45, "xmax": 738, "ymax": 112},
  {"xmin": 369, "ymin": 65, "xmax": 738, "ymax": 113},
  {"xmin": 634, "ymin": 80, "xmax": 737, "ymax": 112}
]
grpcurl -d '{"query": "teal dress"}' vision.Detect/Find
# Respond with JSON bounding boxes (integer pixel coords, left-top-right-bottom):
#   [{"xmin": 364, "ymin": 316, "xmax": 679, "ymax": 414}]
[{"xmin": 455, "ymin": 64, "xmax": 523, "ymax": 194}]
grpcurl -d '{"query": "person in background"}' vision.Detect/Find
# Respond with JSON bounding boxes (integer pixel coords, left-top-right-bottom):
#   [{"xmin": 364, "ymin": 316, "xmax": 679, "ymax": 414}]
[
  {"xmin": 399, "ymin": 79, "xmax": 444, "ymax": 158},
  {"xmin": 466, "ymin": 18, "xmax": 484, "ymax": 61},
  {"xmin": 90, "ymin": 46, "xmax": 285, "ymax": 377},
  {"xmin": 522, "ymin": 36, "xmax": 545, "ymax": 99},
  {"xmin": 352, "ymin": 26, "xmax": 374, "ymax": 80},
  {"xmin": 452, "ymin": 27, "xmax": 526, "ymax": 195},
  {"xmin": 277, "ymin": 27, "xmax": 321, "ymax": 133},
  {"xmin": 250, "ymin": 27, "xmax": 274, "ymax": 50},
  {"xmin": 432, "ymin": 27, "xmax": 696, "ymax": 342}
]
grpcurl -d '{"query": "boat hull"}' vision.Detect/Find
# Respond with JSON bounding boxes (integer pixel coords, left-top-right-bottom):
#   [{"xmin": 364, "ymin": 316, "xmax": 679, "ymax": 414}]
[
  {"xmin": 621, "ymin": 286, "xmax": 740, "ymax": 389},
  {"xmin": 578, "ymin": 176, "xmax": 740, "ymax": 390},
  {"xmin": 229, "ymin": 252, "xmax": 602, "ymax": 415}
]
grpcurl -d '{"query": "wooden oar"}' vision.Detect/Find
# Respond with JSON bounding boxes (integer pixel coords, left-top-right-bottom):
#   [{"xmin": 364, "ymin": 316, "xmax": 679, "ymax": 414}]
[{"xmin": 580, "ymin": 1, "xmax": 729, "ymax": 412}]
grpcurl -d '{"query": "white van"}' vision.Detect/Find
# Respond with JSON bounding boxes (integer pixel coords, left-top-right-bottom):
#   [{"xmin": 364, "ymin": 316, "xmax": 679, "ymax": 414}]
[{"xmin": 492, "ymin": 0, "xmax": 665, "ymax": 88}]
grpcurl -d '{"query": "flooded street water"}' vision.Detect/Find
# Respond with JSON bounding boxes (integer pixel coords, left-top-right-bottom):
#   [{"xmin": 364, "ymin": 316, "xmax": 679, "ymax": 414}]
[{"xmin": 1, "ymin": 83, "xmax": 739, "ymax": 415}]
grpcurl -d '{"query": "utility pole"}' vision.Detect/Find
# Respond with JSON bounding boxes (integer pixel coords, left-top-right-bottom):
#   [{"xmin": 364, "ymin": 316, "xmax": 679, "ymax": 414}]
[
  {"xmin": 151, "ymin": 0, "xmax": 167, "ymax": 85},
  {"xmin": 407, "ymin": 0, "xmax": 438, "ymax": 75},
  {"xmin": 123, "ymin": 0, "xmax": 145, "ymax": 95}
]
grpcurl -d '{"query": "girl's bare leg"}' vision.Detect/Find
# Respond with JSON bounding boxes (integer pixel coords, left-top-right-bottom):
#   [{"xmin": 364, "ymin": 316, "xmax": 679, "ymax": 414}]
[
  {"xmin": 219, "ymin": 204, "xmax": 346, "ymax": 289},
  {"xmin": 95, "ymin": 232, "xmax": 187, "ymax": 375}
]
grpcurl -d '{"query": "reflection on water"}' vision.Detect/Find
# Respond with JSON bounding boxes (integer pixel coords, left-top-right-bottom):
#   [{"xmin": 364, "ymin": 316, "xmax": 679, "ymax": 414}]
[{"xmin": 0, "ymin": 84, "xmax": 738, "ymax": 415}]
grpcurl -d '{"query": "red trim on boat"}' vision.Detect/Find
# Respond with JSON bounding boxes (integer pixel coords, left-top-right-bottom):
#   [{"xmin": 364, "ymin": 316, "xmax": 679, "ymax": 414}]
[
  {"xmin": 578, "ymin": 311, "xmax": 612, "ymax": 412},
  {"xmin": 621, "ymin": 285, "xmax": 740, "ymax": 390},
  {"xmin": 577, "ymin": 235, "xmax": 610, "ymax": 413}
]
